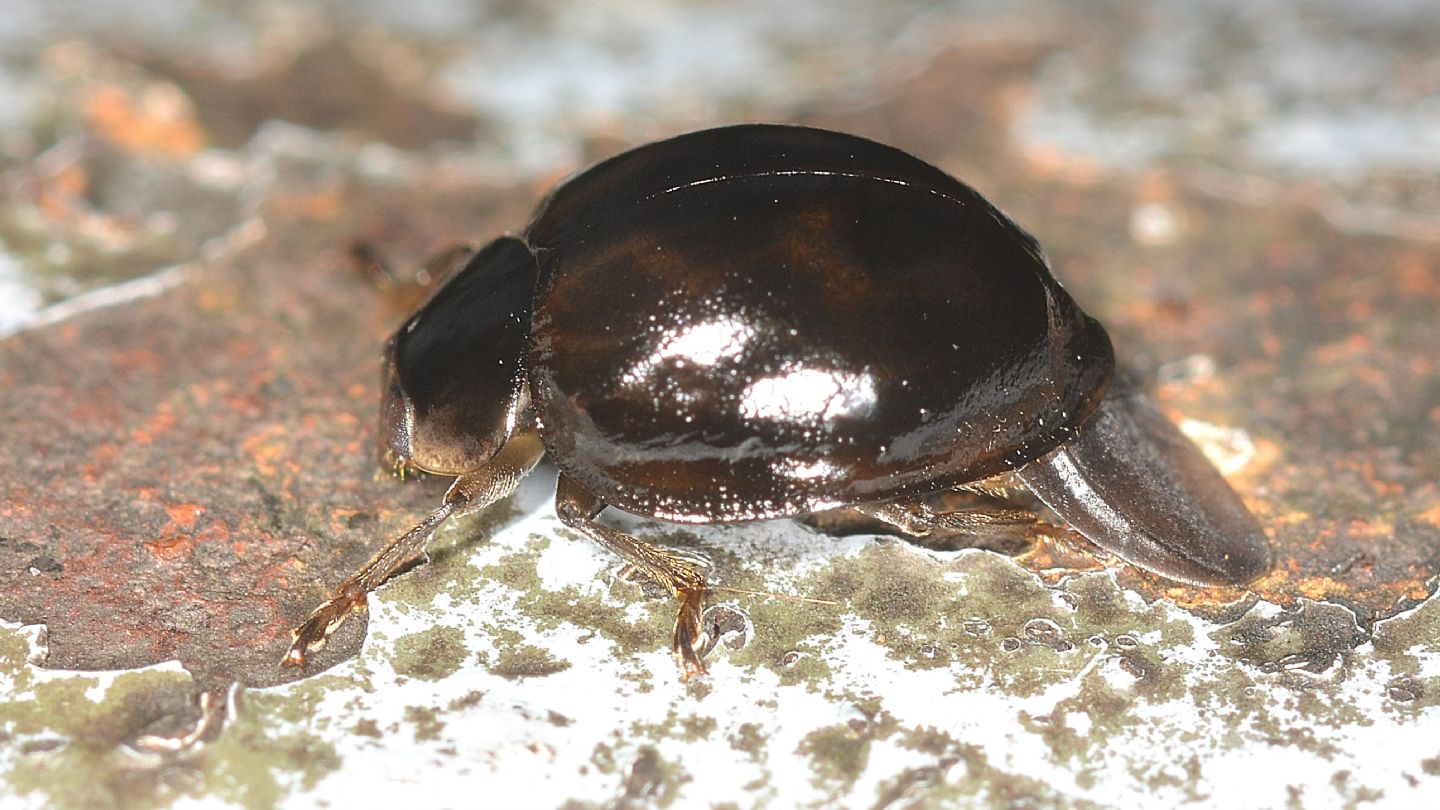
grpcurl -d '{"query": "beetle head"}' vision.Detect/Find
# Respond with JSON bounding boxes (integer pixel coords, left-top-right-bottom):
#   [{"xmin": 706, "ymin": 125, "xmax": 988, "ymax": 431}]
[{"xmin": 377, "ymin": 236, "xmax": 539, "ymax": 477}]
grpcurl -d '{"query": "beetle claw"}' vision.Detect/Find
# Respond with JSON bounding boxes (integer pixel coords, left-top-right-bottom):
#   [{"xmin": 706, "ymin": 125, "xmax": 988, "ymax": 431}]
[
  {"xmin": 282, "ymin": 591, "xmax": 368, "ymax": 669},
  {"xmin": 673, "ymin": 588, "xmax": 709, "ymax": 679}
]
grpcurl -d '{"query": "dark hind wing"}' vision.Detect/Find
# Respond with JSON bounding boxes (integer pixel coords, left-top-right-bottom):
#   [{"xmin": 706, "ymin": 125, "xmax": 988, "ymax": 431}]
[{"xmin": 1015, "ymin": 376, "xmax": 1272, "ymax": 586}]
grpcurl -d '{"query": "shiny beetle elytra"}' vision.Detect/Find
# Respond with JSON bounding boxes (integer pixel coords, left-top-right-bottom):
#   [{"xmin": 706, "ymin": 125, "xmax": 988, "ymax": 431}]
[{"xmin": 283, "ymin": 124, "xmax": 1271, "ymax": 676}]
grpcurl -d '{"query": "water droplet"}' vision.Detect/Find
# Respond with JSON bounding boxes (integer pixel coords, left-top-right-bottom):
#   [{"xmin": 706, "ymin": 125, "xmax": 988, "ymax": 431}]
[
  {"xmin": 701, "ymin": 604, "xmax": 751, "ymax": 655},
  {"xmin": 1023, "ymin": 618, "xmax": 1073, "ymax": 652}
]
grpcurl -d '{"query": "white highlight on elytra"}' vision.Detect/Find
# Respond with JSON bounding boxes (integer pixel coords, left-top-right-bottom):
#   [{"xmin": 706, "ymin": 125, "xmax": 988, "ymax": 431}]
[
  {"xmin": 1046, "ymin": 449, "xmax": 1133, "ymax": 537},
  {"xmin": 781, "ymin": 457, "xmax": 837, "ymax": 480},
  {"xmin": 621, "ymin": 316, "xmax": 751, "ymax": 389},
  {"xmin": 653, "ymin": 317, "xmax": 750, "ymax": 366},
  {"xmin": 739, "ymin": 368, "xmax": 877, "ymax": 423}
]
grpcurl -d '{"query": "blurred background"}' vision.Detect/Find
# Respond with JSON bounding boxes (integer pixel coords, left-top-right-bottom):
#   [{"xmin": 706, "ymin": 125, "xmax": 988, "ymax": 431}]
[
  {"xmin": 4, "ymin": 0, "xmax": 1437, "ymax": 322},
  {"xmin": 1, "ymin": 1, "xmax": 1438, "ymax": 808}
]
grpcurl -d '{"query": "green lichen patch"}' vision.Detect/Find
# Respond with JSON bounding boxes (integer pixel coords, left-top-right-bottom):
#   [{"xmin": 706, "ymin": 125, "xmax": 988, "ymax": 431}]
[
  {"xmin": 186, "ymin": 690, "xmax": 343, "ymax": 810},
  {"xmin": 626, "ymin": 710, "xmax": 721, "ymax": 747},
  {"xmin": 1218, "ymin": 600, "xmax": 1366, "ymax": 668},
  {"xmin": 476, "ymin": 624, "xmax": 526, "ymax": 661},
  {"xmin": 259, "ymin": 672, "xmax": 367, "ymax": 726},
  {"xmin": 475, "ymin": 539, "xmax": 673, "ymax": 666},
  {"xmin": 798, "ymin": 723, "xmax": 875, "ymax": 786},
  {"xmin": 4, "ymin": 672, "xmax": 345, "ymax": 810},
  {"xmin": 590, "ymin": 740, "xmax": 619, "ymax": 775},
  {"xmin": 0, "ymin": 624, "xmax": 38, "ymax": 688},
  {"xmin": 517, "ymin": 586, "xmax": 670, "ymax": 663},
  {"xmin": 2, "ymin": 665, "xmax": 200, "ymax": 810},
  {"xmin": 1022, "ymin": 677, "xmax": 1146, "ymax": 784},
  {"xmin": 378, "ymin": 501, "xmax": 530, "ymax": 611},
  {"xmin": 786, "ymin": 544, "xmax": 1094, "ymax": 694},
  {"xmin": 613, "ymin": 745, "xmax": 690, "ymax": 809},
  {"xmin": 847, "ymin": 546, "xmax": 954, "ymax": 626},
  {"xmin": 403, "ymin": 705, "xmax": 445, "ymax": 742},
  {"xmin": 727, "ymin": 592, "xmax": 842, "ymax": 686},
  {"xmin": 875, "ymin": 736, "xmax": 1078, "ymax": 809},
  {"xmin": 896, "ymin": 724, "xmax": 963, "ymax": 757},
  {"xmin": 1369, "ymin": 588, "xmax": 1440, "ymax": 712},
  {"xmin": 586, "ymin": 740, "xmax": 695, "ymax": 807},
  {"xmin": 727, "ymin": 722, "xmax": 767, "ymax": 758},
  {"xmin": 1065, "ymin": 574, "xmax": 1196, "ymax": 648},
  {"xmin": 390, "ymin": 626, "xmax": 467, "ymax": 682},
  {"xmin": 791, "ymin": 701, "xmax": 898, "ymax": 797},
  {"xmin": 476, "ymin": 536, "xmax": 548, "ymax": 595},
  {"xmin": 678, "ymin": 714, "xmax": 717, "ymax": 741},
  {"xmin": 841, "ymin": 715, "xmax": 1090, "ymax": 808},
  {"xmin": 1372, "ymin": 590, "xmax": 1440, "ymax": 668},
  {"xmin": 487, "ymin": 643, "xmax": 571, "ymax": 680},
  {"xmin": 1212, "ymin": 599, "xmax": 1368, "ymax": 692}
]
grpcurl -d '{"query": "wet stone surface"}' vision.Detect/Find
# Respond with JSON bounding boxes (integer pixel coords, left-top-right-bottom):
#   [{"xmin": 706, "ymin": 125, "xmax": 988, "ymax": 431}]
[{"xmin": 1, "ymin": 1, "xmax": 1438, "ymax": 808}]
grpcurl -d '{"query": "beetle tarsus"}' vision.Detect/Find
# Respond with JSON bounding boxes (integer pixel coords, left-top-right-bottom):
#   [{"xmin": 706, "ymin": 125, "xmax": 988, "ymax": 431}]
[
  {"xmin": 282, "ymin": 432, "xmax": 543, "ymax": 672},
  {"xmin": 555, "ymin": 475, "xmax": 714, "ymax": 679},
  {"xmin": 282, "ymin": 591, "xmax": 368, "ymax": 669},
  {"xmin": 673, "ymin": 587, "xmax": 709, "ymax": 679}
]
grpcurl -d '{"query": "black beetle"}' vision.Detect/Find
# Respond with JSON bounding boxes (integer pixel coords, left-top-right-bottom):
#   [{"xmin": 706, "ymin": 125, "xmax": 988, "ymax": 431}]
[{"xmin": 283, "ymin": 124, "xmax": 1271, "ymax": 676}]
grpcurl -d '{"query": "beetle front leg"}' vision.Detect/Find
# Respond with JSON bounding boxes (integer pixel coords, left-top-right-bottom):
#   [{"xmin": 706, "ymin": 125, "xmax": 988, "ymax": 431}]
[
  {"xmin": 282, "ymin": 430, "xmax": 544, "ymax": 669},
  {"xmin": 553, "ymin": 475, "xmax": 710, "ymax": 678}
]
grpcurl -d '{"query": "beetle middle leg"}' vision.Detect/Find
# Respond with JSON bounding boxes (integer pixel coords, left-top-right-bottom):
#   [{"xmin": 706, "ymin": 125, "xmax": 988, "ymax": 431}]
[
  {"xmin": 554, "ymin": 475, "xmax": 710, "ymax": 679},
  {"xmin": 282, "ymin": 430, "xmax": 544, "ymax": 669}
]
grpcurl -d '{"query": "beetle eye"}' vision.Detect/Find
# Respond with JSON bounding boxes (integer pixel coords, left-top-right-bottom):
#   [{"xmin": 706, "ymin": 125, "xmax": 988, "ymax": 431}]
[{"xmin": 380, "ymin": 354, "xmax": 415, "ymax": 464}]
